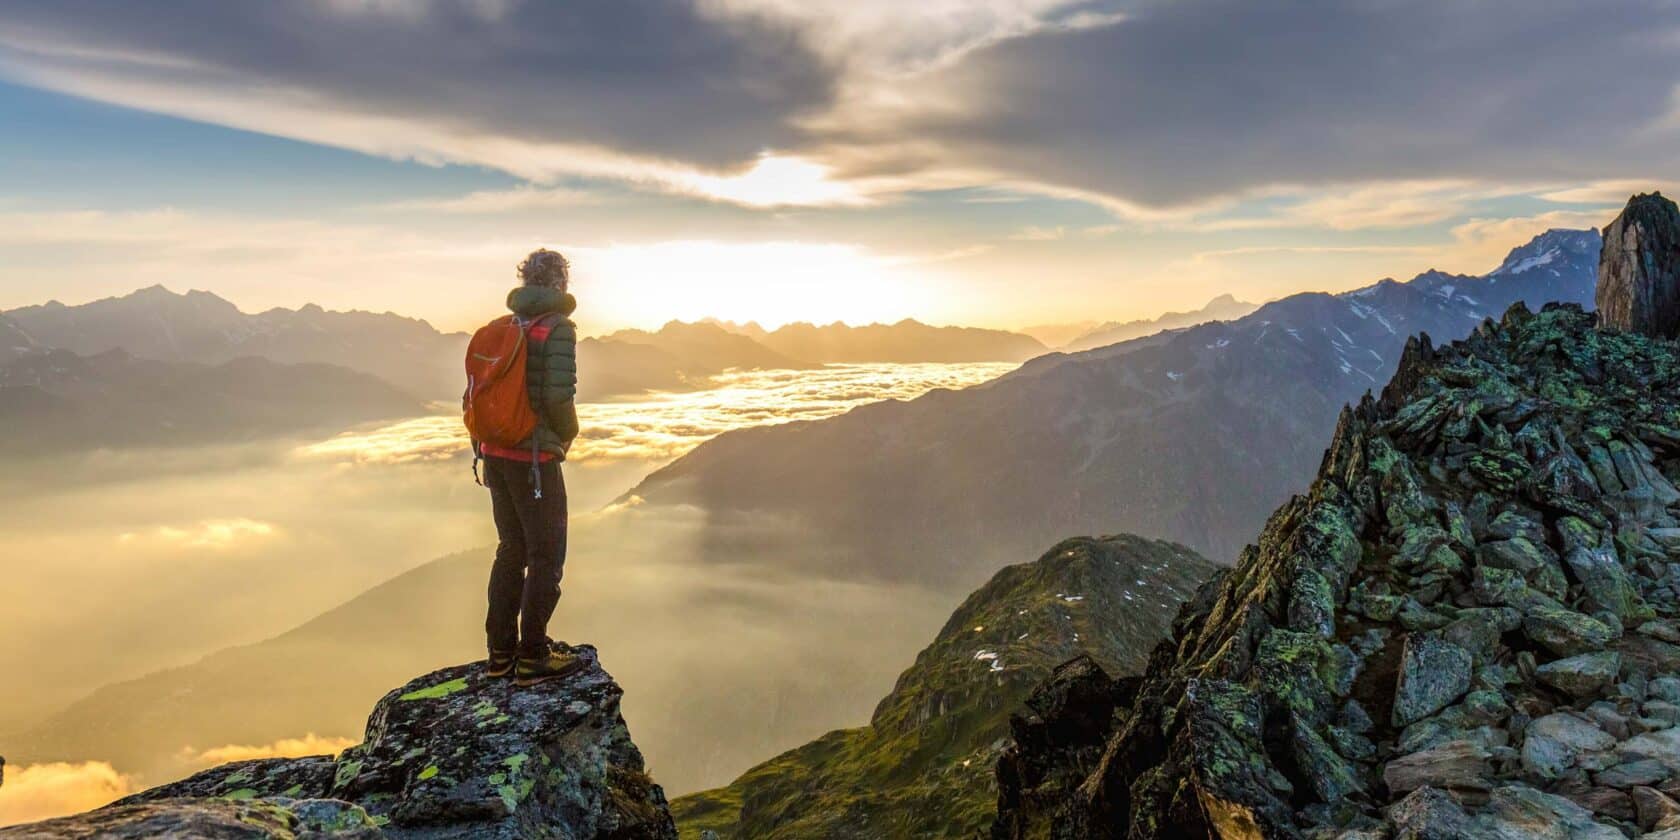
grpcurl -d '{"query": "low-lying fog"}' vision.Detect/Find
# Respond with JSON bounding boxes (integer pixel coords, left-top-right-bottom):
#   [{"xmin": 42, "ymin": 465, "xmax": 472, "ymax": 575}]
[{"xmin": 0, "ymin": 362, "xmax": 1010, "ymax": 824}]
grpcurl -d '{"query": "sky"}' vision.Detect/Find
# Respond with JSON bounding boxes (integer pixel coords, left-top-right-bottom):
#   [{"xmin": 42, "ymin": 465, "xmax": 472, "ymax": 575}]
[{"xmin": 1, "ymin": 0, "xmax": 1678, "ymax": 334}]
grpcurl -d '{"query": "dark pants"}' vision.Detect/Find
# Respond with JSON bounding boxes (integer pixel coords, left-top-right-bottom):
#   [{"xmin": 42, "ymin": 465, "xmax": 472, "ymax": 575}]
[{"xmin": 483, "ymin": 456, "xmax": 567, "ymax": 657}]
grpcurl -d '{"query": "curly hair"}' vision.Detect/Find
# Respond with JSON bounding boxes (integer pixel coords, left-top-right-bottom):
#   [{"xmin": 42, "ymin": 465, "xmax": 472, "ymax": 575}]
[{"xmin": 517, "ymin": 248, "xmax": 570, "ymax": 290}]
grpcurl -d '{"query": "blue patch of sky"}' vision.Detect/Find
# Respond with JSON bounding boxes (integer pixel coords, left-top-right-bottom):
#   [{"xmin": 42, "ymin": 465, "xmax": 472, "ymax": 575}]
[{"xmin": 0, "ymin": 80, "xmax": 515, "ymax": 214}]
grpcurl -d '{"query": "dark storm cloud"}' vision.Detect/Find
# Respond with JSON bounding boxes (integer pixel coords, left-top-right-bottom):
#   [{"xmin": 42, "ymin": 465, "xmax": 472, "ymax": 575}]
[
  {"xmin": 871, "ymin": 0, "xmax": 1680, "ymax": 207},
  {"xmin": 0, "ymin": 0, "xmax": 833, "ymax": 170},
  {"xmin": 2, "ymin": 0, "xmax": 1676, "ymax": 208}
]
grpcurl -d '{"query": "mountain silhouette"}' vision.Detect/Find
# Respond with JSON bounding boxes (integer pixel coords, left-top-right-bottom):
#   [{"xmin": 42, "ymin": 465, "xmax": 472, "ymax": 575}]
[{"xmin": 1060, "ymin": 294, "xmax": 1259, "ymax": 352}]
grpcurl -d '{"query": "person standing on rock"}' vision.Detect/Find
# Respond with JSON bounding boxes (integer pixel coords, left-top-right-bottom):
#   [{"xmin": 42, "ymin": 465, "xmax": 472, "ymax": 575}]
[{"xmin": 463, "ymin": 248, "xmax": 585, "ymax": 685}]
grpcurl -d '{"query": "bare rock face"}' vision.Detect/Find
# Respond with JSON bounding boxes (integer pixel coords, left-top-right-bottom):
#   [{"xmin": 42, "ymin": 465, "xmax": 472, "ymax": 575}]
[
  {"xmin": 1596, "ymin": 192, "xmax": 1680, "ymax": 338},
  {"xmin": 0, "ymin": 645, "xmax": 677, "ymax": 839}
]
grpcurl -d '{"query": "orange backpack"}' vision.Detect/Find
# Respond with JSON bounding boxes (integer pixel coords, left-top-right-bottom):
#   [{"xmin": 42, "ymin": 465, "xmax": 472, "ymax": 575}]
[{"xmin": 463, "ymin": 315, "xmax": 541, "ymax": 449}]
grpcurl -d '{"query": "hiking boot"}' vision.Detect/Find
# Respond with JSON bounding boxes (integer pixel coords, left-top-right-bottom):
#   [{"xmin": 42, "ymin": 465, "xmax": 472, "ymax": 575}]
[
  {"xmin": 514, "ymin": 646, "xmax": 587, "ymax": 686},
  {"xmin": 486, "ymin": 649, "xmax": 516, "ymax": 678}
]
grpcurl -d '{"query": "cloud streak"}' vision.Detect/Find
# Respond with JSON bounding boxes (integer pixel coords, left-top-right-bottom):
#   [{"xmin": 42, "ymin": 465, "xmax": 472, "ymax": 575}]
[
  {"xmin": 179, "ymin": 734, "xmax": 357, "ymax": 769},
  {"xmin": 118, "ymin": 518, "xmax": 280, "ymax": 550}
]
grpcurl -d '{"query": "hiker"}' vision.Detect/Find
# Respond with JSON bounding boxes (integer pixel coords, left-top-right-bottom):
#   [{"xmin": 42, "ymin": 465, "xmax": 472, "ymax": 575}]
[{"xmin": 462, "ymin": 248, "xmax": 583, "ymax": 685}]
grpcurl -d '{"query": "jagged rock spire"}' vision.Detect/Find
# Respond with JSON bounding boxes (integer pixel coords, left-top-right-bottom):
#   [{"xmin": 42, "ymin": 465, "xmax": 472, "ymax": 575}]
[{"xmin": 1596, "ymin": 192, "xmax": 1680, "ymax": 338}]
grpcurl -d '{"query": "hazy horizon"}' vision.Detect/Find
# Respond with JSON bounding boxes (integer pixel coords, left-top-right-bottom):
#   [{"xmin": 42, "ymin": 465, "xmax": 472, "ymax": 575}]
[{"xmin": 3, "ymin": 279, "xmax": 1253, "ymax": 340}]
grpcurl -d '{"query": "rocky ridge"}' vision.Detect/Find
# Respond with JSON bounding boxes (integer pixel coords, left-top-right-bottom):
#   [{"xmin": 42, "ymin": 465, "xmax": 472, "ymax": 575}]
[
  {"xmin": 672, "ymin": 535, "xmax": 1215, "ymax": 839},
  {"xmin": 993, "ymin": 297, "xmax": 1680, "ymax": 833},
  {"xmin": 0, "ymin": 646, "xmax": 676, "ymax": 839}
]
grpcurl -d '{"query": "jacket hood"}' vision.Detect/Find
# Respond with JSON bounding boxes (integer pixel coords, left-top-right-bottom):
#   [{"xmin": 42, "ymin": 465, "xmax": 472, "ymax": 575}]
[{"xmin": 507, "ymin": 285, "xmax": 577, "ymax": 319}]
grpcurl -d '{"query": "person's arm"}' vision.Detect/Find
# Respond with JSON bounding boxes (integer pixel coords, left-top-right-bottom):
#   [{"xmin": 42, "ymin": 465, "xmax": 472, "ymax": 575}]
[
  {"xmin": 557, "ymin": 399, "xmax": 579, "ymax": 453},
  {"xmin": 541, "ymin": 317, "xmax": 579, "ymax": 450}
]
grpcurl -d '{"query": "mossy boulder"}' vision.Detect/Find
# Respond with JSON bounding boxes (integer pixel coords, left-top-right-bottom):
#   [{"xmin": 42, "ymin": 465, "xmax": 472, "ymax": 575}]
[{"xmin": 73, "ymin": 647, "xmax": 677, "ymax": 839}]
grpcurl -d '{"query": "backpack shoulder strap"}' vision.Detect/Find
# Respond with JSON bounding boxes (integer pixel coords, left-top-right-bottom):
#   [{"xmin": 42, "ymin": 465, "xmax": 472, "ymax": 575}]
[{"xmin": 525, "ymin": 312, "xmax": 566, "ymax": 344}]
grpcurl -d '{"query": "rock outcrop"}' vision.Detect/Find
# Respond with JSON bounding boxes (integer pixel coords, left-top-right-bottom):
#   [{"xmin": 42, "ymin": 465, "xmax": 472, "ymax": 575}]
[
  {"xmin": 0, "ymin": 646, "xmax": 676, "ymax": 839},
  {"xmin": 992, "ymin": 301, "xmax": 1680, "ymax": 838},
  {"xmin": 1597, "ymin": 192, "xmax": 1680, "ymax": 338}
]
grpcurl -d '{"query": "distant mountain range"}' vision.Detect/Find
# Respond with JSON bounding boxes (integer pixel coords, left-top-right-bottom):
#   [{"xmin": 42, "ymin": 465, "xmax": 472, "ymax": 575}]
[
  {"xmin": 579, "ymin": 321, "xmax": 815, "ymax": 398},
  {"xmin": 4, "ymin": 286, "xmax": 467, "ymax": 400},
  {"xmin": 1017, "ymin": 320, "xmax": 1102, "ymax": 348},
  {"xmin": 1060, "ymin": 293, "xmax": 1258, "ymax": 352},
  {"xmin": 0, "ymin": 348, "xmax": 421, "ymax": 453},
  {"xmin": 1, "ymin": 289, "xmax": 1063, "ymax": 413},
  {"xmin": 672, "ymin": 534, "xmax": 1213, "ymax": 839},
  {"xmin": 711, "ymin": 319, "xmax": 1049, "ymax": 364},
  {"xmin": 625, "ymin": 229, "xmax": 1603, "ymax": 587}
]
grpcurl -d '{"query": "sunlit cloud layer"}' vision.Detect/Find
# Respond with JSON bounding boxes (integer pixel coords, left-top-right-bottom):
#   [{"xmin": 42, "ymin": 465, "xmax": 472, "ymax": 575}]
[
  {"xmin": 0, "ymin": 762, "xmax": 133, "ymax": 827},
  {"xmin": 179, "ymin": 734, "xmax": 357, "ymax": 769},
  {"xmin": 0, "ymin": 736, "xmax": 358, "ymax": 826},
  {"xmin": 298, "ymin": 361, "xmax": 1013, "ymax": 467},
  {"xmin": 117, "ymin": 518, "xmax": 279, "ymax": 550}
]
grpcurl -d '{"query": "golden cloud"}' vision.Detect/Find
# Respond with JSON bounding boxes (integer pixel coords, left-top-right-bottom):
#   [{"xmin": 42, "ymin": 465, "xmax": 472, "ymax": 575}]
[
  {"xmin": 0, "ymin": 761, "xmax": 134, "ymax": 827},
  {"xmin": 117, "ymin": 518, "xmax": 279, "ymax": 550},
  {"xmin": 177, "ymin": 733, "xmax": 357, "ymax": 769}
]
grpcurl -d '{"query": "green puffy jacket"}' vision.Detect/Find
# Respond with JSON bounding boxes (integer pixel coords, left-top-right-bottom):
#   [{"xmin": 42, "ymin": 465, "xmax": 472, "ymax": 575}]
[{"xmin": 507, "ymin": 285, "xmax": 579, "ymax": 458}]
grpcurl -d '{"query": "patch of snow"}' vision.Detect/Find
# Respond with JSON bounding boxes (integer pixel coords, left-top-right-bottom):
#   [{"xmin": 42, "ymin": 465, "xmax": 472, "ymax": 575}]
[
  {"xmin": 1495, "ymin": 247, "xmax": 1559, "ymax": 276},
  {"xmin": 1206, "ymin": 338, "xmax": 1231, "ymax": 349},
  {"xmin": 1343, "ymin": 301, "xmax": 1395, "ymax": 333},
  {"xmin": 1166, "ymin": 371, "xmax": 1182, "ymax": 381}
]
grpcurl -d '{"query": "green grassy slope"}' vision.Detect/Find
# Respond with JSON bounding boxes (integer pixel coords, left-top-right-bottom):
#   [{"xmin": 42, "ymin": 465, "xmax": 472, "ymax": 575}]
[{"xmin": 672, "ymin": 533, "xmax": 1215, "ymax": 839}]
